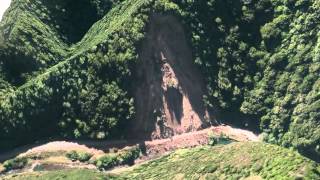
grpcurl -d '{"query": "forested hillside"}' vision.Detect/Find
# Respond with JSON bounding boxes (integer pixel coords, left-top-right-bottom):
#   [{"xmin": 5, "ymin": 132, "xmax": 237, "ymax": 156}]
[{"xmin": 0, "ymin": 0, "xmax": 319, "ymax": 162}]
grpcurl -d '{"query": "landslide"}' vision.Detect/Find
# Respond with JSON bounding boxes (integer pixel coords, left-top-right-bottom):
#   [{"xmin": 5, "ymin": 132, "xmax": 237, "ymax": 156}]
[{"xmin": 132, "ymin": 14, "xmax": 211, "ymax": 139}]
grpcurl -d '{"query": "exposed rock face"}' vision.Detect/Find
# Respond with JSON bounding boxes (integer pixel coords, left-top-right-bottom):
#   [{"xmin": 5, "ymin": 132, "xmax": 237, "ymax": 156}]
[{"xmin": 133, "ymin": 15, "xmax": 212, "ymax": 139}]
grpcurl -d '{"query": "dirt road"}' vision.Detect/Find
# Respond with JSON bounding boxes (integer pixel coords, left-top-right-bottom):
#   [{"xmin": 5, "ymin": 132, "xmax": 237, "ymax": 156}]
[{"xmin": 143, "ymin": 125, "xmax": 259, "ymax": 156}]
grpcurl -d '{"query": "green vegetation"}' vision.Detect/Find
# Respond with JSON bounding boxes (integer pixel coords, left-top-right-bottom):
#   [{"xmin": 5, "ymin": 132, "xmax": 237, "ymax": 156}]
[
  {"xmin": 3, "ymin": 157, "xmax": 28, "ymax": 172},
  {"xmin": 117, "ymin": 146, "xmax": 141, "ymax": 165},
  {"xmin": 0, "ymin": 146, "xmax": 140, "ymax": 176},
  {"xmin": 65, "ymin": 151, "xmax": 93, "ymax": 162},
  {"xmin": 95, "ymin": 154, "xmax": 119, "ymax": 170},
  {"xmin": 0, "ymin": 0, "xmax": 151, "ymax": 149},
  {"xmin": 121, "ymin": 142, "xmax": 320, "ymax": 179},
  {"xmin": 3, "ymin": 169, "xmax": 114, "ymax": 180},
  {"xmin": 0, "ymin": 0, "xmax": 320, "ymax": 162},
  {"xmin": 66, "ymin": 147, "xmax": 141, "ymax": 170},
  {"xmin": 95, "ymin": 146, "xmax": 141, "ymax": 170},
  {"xmin": 208, "ymin": 132, "xmax": 233, "ymax": 146},
  {"xmin": 4, "ymin": 143, "xmax": 320, "ymax": 179},
  {"xmin": 173, "ymin": 0, "xmax": 320, "ymax": 160}
]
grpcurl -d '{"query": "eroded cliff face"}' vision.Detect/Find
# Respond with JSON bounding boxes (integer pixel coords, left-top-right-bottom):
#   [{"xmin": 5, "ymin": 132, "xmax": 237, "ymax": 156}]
[{"xmin": 133, "ymin": 14, "xmax": 212, "ymax": 139}]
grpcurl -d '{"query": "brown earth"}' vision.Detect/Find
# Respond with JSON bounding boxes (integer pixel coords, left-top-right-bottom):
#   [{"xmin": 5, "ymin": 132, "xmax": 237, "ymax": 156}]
[
  {"xmin": 0, "ymin": 125, "xmax": 259, "ymax": 174},
  {"xmin": 18, "ymin": 141, "xmax": 105, "ymax": 158},
  {"xmin": 0, "ymin": 125, "xmax": 258, "ymax": 162},
  {"xmin": 133, "ymin": 14, "xmax": 211, "ymax": 139},
  {"xmin": 143, "ymin": 125, "xmax": 259, "ymax": 157}
]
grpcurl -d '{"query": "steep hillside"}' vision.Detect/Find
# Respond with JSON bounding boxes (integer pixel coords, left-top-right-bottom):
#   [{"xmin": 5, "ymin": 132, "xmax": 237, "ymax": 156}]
[
  {"xmin": 0, "ymin": 0, "xmax": 121, "ymax": 86},
  {"xmin": 0, "ymin": 0, "xmax": 150, "ymax": 148},
  {"xmin": 0, "ymin": 0, "xmax": 319, "ymax": 162}
]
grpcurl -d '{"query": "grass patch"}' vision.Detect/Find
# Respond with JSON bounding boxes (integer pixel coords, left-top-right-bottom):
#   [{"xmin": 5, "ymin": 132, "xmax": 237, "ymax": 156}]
[
  {"xmin": 120, "ymin": 142, "xmax": 320, "ymax": 179},
  {"xmin": 2, "ymin": 169, "xmax": 115, "ymax": 180}
]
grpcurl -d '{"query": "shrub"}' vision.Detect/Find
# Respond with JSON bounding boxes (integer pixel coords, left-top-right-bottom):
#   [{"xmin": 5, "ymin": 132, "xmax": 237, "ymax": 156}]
[
  {"xmin": 66, "ymin": 151, "xmax": 93, "ymax": 162},
  {"xmin": 3, "ymin": 157, "xmax": 28, "ymax": 171},
  {"xmin": 66, "ymin": 151, "xmax": 78, "ymax": 161},
  {"xmin": 95, "ymin": 155, "xmax": 119, "ymax": 170},
  {"xmin": 208, "ymin": 133, "xmax": 218, "ymax": 146},
  {"xmin": 95, "ymin": 146, "xmax": 141, "ymax": 170},
  {"xmin": 77, "ymin": 152, "xmax": 93, "ymax": 162},
  {"xmin": 118, "ymin": 147, "xmax": 141, "ymax": 165}
]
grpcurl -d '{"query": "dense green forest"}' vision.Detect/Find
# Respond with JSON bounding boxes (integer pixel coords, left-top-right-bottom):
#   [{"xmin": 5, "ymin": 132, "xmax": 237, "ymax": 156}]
[{"xmin": 0, "ymin": 0, "xmax": 319, "ymax": 163}]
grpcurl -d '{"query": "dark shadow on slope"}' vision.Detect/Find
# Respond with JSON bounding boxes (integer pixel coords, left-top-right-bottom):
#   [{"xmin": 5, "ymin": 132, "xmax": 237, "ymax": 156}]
[
  {"xmin": 216, "ymin": 108, "xmax": 261, "ymax": 134},
  {"xmin": 301, "ymin": 147, "xmax": 320, "ymax": 163},
  {"xmin": 0, "ymin": 52, "xmax": 38, "ymax": 86},
  {"xmin": 157, "ymin": 15, "xmax": 208, "ymax": 120},
  {"xmin": 40, "ymin": 0, "xmax": 102, "ymax": 44},
  {"xmin": 165, "ymin": 87, "xmax": 183, "ymax": 124},
  {"xmin": 32, "ymin": 0, "xmax": 118, "ymax": 44}
]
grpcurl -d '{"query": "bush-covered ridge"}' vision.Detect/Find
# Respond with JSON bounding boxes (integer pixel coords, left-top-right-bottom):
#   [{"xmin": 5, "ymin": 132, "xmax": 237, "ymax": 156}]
[
  {"xmin": 239, "ymin": 0, "xmax": 320, "ymax": 161},
  {"xmin": 0, "ymin": 0, "xmax": 319, "ymax": 162},
  {"xmin": 0, "ymin": 0, "xmax": 181, "ymax": 149},
  {"xmin": 0, "ymin": 0, "xmax": 153, "ymax": 147},
  {"xmin": 0, "ymin": 0, "xmax": 124, "ymax": 87}
]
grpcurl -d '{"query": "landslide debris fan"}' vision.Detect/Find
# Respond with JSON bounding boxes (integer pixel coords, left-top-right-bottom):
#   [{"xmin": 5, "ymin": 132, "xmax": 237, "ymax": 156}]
[{"xmin": 0, "ymin": 0, "xmax": 319, "ymax": 162}]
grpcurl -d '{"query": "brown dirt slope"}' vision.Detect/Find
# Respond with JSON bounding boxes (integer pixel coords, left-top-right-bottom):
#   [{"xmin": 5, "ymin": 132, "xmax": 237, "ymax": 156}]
[
  {"xmin": 133, "ymin": 14, "xmax": 212, "ymax": 139},
  {"xmin": 143, "ymin": 125, "xmax": 259, "ymax": 157},
  {"xmin": 0, "ymin": 125, "xmax": 259, "ymax": 163}
]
